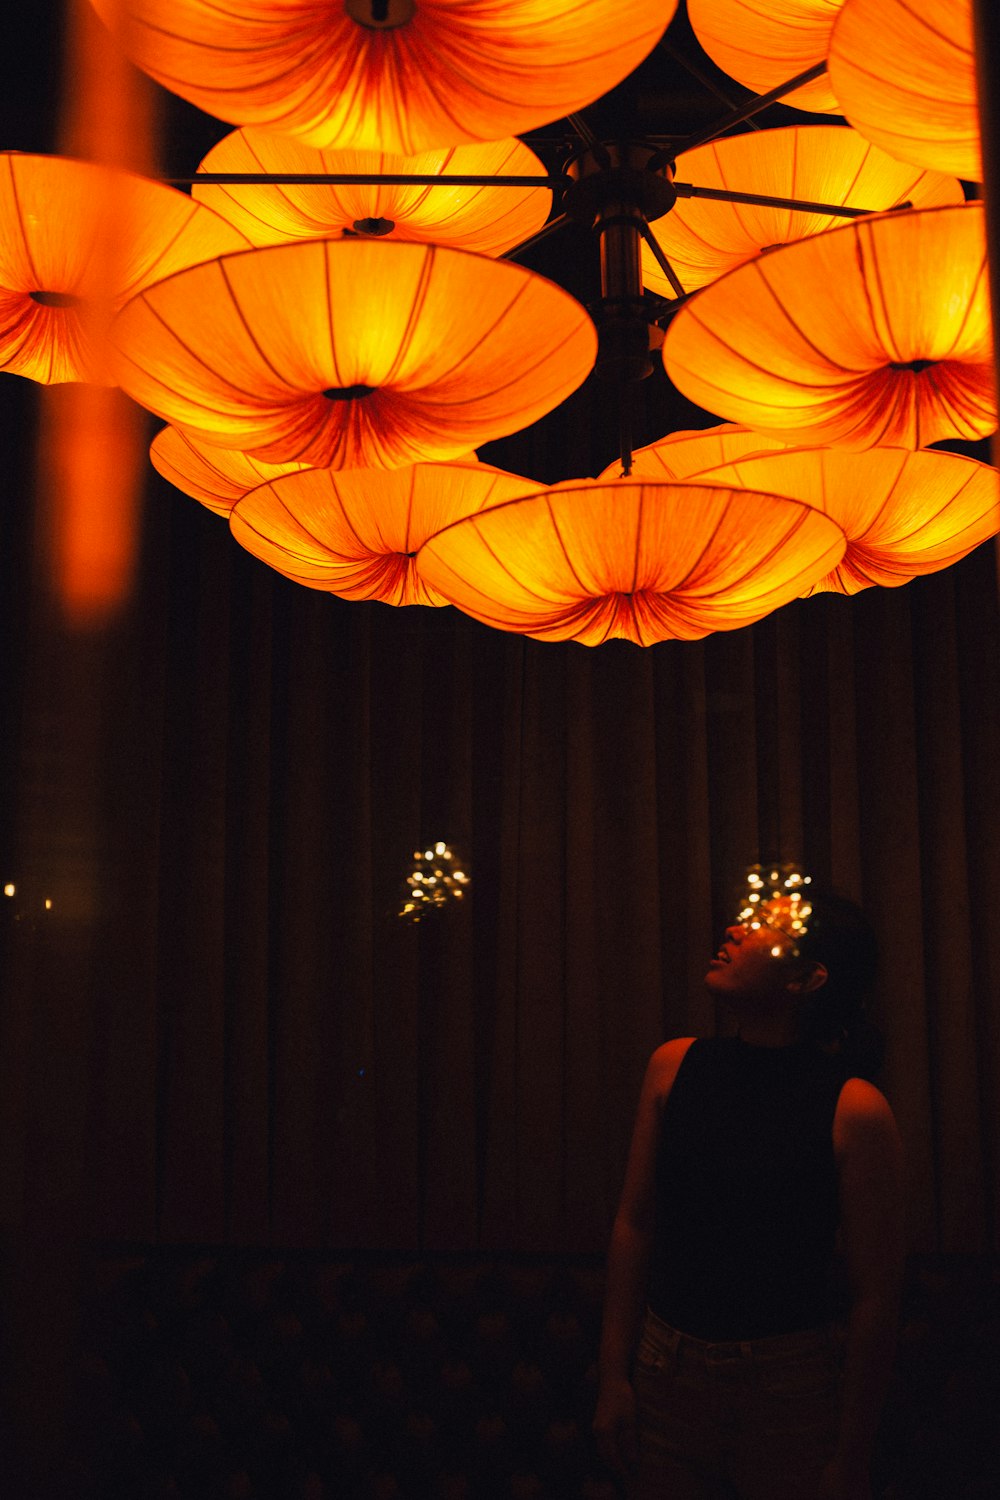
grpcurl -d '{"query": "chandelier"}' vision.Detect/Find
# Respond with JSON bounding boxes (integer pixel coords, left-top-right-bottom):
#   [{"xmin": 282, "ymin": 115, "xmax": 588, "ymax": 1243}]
[{"xmin": 2, "ymin": 0, "xmax": 996, "ymax": 645}]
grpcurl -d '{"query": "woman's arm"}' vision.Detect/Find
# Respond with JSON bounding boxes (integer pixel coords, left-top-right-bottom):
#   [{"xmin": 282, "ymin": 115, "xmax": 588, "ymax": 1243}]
[
  {"xmin": 822, "ymin": 1078, "xmax": 906, "ymax": 1499},
  {"xmin": 593, "ymin": 1036, "xmax": 695, "ymax": 1475}
]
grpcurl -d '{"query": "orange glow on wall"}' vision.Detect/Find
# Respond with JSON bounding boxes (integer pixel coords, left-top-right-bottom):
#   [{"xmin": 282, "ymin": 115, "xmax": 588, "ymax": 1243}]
[
  {"xmin": 89, "ymin": 0, "xmax": 674, "ymax": 155},
  {"xmin": 662, "ymin": 202, "xmax": 995, "ymax": 450},
  {"xmin": 686, "ymin": 0, "xmax": 844, "ymax": 114},
  {"xmin": 193, "ymin": 132, "xmax": 552, "ymax": 257},
  {"xmin": 641, "ymin": 126, "xmax": 962, "ymax": 300},
  {"xmin": 229, "ymin": 462, "xmax": 535, "ymax": 606},
  {"xmin": 111, "ymin": 239, "xmax": 597, "ymax": 468},
  {"xmin": 829, "ymin": 0, "xmax": 981, "ymax": 182},
  {"xmin": 0, "ymin": 153, "xmax": 249, "ymax": 385},
  {"xmin": 690, "ymin": 446, "xmax": 1000, "ymax": 594},
  {"xmin": 417, "ymin": 479, "xmax": 846, "ymax": 645}
]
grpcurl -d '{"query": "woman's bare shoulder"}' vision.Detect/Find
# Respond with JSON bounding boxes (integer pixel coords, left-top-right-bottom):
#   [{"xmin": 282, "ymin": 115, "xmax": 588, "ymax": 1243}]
[{"xmin": 645, "ymin": 1036, "xmax": 698, "ymax": 1101}]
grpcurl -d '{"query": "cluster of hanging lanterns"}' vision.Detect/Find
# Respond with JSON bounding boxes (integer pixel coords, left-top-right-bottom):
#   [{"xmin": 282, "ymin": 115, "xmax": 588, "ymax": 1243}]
[{"xmin": 1, "ymin": 0, "xmax": 996, "ymax": 646}]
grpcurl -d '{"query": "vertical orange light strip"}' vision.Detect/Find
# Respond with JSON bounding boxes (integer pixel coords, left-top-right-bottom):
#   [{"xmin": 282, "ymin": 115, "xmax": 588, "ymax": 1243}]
[{"xmin": 37, "ymin": 0, "xmax": 158, "ymax": 627}]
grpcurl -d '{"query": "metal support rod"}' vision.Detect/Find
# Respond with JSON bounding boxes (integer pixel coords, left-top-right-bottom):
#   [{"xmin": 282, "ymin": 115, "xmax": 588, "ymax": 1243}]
[
  {"xmin": 501, "ymin": 213, "xmax": 571, "ymax": 261},
  {"xmin": 681, "ymin": 61, "xmax": 829, "ymax": 153},
  {"xmin": 636, "ymin": 219, "xmax": 687, "ymax": 299},
  {"xmin": 163, "ymin": 172, "xmax": 567, "ymax": 189},
  {"xmin": 658, "ymin": 37, "xmax": 763, "ymax": 130},
  {"xmin": 672, "ymin": 182, "xmax": 910, "ymax": 219}
]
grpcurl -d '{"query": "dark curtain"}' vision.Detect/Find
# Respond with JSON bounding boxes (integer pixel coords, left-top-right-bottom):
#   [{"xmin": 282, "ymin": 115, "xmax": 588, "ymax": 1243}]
[{"xmin": 2, "ymin": 412, "xmax": 998, "ymax": 1261}]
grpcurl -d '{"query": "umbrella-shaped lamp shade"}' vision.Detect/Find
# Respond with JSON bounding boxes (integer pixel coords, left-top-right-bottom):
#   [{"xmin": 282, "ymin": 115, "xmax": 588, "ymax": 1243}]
[
  {"xmin": 417, "ymin": 479, "xmax": 846, "ymax": 645},
  {"xmin": 662, "ymin": 202, "xmax": 995, "ymax": 450},
  {"xmin": 828, "ymin": 0, "xmax": 981, "ymax": 182},
  {"xmin": 90, "ymin": 0, "xmax": 674, "ymax": 155},
  {"xmin": 150, "ymin": 425, "xmax": 318, "ymax": 517},
  {"xmin": 193, "ymin": 130, "xmax": 552, "ymax": 257},
  {"xmin": 229, "ymin": 461, "xmax": 535, "ymax": 606},
  {"xmin": 600, "ymin": 424, "xmax": 794, "ymax": 481},
  {"xmin": 112, "ymin": 238, "xmax": 597, "ymax": 468},
  {"xmin": 642, "ymin": 126, "xmax": 962, "ymax": 299},
  {"xmin": 686, "ymin": 0, "xmax": 845, "ymax": 114},
  {"xmin": 0, "ymin": 152, "xmax": 249, "ymax": 385},
  {"xmin": 691, "ymin": 446, "xmax": 1000, "ymax": 593}
]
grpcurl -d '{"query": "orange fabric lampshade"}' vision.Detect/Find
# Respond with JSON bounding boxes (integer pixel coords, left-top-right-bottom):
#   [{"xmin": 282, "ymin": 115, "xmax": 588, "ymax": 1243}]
[
  {"xmin": 0, "ymin": 152, "xmax": 249, "ymax": 385},
  {"xmin": 686, "ymin": 0, "xmax": 844, "ymax": 114},
  {"xmin": 600, "ymin": 424, "xmax": 794, "ymax": 481},
  {"xmin": 112, "ymin": 239, "xmax": 597, "ymax": 468},
  {"xmin": 150, "ymin": 426, "xmax": 316, "ymax": 517},
  {"xmin": 417, "ymin": 479, "xmax": 846, "ymax": 645},
  {"xmin": 229, "ymin": 461, "xmax": 534, "ymax": 606},
  {"xmin": 828, "ymin": 0, "xmax": 981, "ymax": 182},
  {"xmin": 690, "ymin": 447, "xmax": 1000, "ymax": 594},
  {"xmin": 642, "ymin": 126, "xmax": 962, "ymax": 299},
  {"xmin": 662, "ymin": 202, "xmax": 995, "ymax": 450},
  {"xmin": 193, "ymin": 131, "xmax": 552, "ymax": 257},
  {"xmin": 89, "ymin": 0, "xmax": 674, "ymax": 155}
]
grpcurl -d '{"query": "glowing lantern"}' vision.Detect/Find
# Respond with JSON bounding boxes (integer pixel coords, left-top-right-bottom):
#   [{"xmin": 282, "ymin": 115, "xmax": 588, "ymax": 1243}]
[
  {"xmin": 89, "ymin": 0, "xmax": 674, "ymax": 155},
  {"xmin": 691, "ymin": 447, "xmax": 1000, "ymax": 594},
  {"xmin": 600, "ymin": 424, "xmax": 794, "ymax": 482},
  {"xmin": 111, "ymin": 238, "xmax": 597, "ymax": 468},
  {"xmin": 0, "ymin": 152, "xmax": 249, "ymax": 385},
  {"xmin": 686, "ymin": 0, "xmax": 845, "ymax": 114},
  {"xmin": 828, "ymin": 0, "xmax": 981, "ymax": 182},
  {"xmin": 662, "ymin": 202, "xmax": 994, "ymax": 450},
  {"xmin": 193, "ymin": 131, "xmax": 552, "ymax": 257},
  {"xmin": 150, "ymin": 426, "xmax": 317, "ymax": 517},
  {"xmin": 229, "ymin": 461, "xmax": 535, "ymax": 606},
  {"xmin": 642, "ymin": 126, "xmax": 962, "ymax": 299},
  {"xmin": 417, "ymin": 479, "xmax": 846, "ymax": 645}
]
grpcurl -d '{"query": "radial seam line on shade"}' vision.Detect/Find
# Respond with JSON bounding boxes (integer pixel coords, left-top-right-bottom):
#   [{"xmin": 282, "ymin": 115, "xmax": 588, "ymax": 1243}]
[
  {"xmin": 218, "ymin": 258, "xmax": 294, "ymax": 386},
  {"xmin": 545, "ymin": 493, "xmax": 592, "ymax": 598},
  {"xmin": 752, "ymin": 258, "xmax": 856, "ymax": 372},
  {"xmin": 8, "ymin": 159, "xmax": 45, "ymax": 292},
  {"xmin": 381, "ymin": 246, "xmax": 437, "ymax": 386},
  {"xmin": 863, "ymin": 226, "xmax": 905, "ymax": 364},
  {"xmin": 121, "ymin": 298, "xmax": 282, "ymax": 407}
]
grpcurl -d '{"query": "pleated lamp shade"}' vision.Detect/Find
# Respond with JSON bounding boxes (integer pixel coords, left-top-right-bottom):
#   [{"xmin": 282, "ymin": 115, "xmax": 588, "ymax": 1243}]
[
  {"xmin": 690, "ymin": 447, "xmax": 1000, "ymax": 594},
  {"xmin": 641, "ymin": 126, "xmax": 962, "ymax": 300},
  {"xmin": 90, "ymin": 0, "xmax": 674, "ymax": 155},
  {"xmin": 662, "ymin": 203, "xmax": 994, "ymax": 450},
  {"xmin": 229, "ymin": 461, "xmax": 534, "ymax": 606},
  {"xmin": 828, "ymin": 0, "xmax": 981, "ymax": 182},
  {"xmin": 686, "ymin": 0, "xmax": 844, "ymax": 114},
  {"xmin": 112, "ymin": 239, "xmax": 597, "ymax": 468},
  {"xmin": 600, "ymin": 424, "xmax": 794, "ymax": 481},
  {"xmin": 193, "ymin": 131, "xmax": 552, "ymax": 257},
  {"xmin": 0, "ymin": 152, "xmax": 249, "ymax": 385},
  {"xmin": 417, "ymin": 479, "xmax": 846, "ymax": 645},
  {"xmin": 150, "ymin": 426, "xmax": 316, "ymax": 517}
]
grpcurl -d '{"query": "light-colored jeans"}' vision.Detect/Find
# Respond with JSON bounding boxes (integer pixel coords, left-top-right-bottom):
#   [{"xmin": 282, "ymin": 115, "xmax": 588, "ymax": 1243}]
[{"xmin": 632, "ymin": 1307, "xmax": 843, "ymax": 1500}]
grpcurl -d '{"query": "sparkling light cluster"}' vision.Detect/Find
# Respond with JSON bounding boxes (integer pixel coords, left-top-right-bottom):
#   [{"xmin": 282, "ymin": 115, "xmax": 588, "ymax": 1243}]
[
  {"xmin": 399, "ymin": 842, "xmax": 470, "ymax": 924},
  {"xmin": 738, "ymin": 863, "xmax": 813, "ymax": 957}
]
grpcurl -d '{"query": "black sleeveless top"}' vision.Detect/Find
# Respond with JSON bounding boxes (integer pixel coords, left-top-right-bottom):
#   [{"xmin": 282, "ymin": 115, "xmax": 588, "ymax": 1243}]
[{"xmin": 647, "ymin": 1035, "xmax": 847, "ymax": 1339}]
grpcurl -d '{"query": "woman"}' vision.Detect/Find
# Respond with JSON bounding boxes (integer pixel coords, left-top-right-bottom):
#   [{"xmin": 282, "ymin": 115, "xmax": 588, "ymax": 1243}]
[{"xmin": 594, "ymin": 877, "xmax": 905, "ymax": 1500}]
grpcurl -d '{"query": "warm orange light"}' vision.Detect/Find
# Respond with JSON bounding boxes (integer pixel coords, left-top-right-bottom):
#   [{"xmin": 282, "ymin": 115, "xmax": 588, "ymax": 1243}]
[
  {"xmin": 417, "ymin": 479, "xmax": 846, "ymax": 645},
  {"xmin": 686, "ymin": 0, "xmax": 844, "ymax": 114},
  {"xmin": 828, "ymin": 0, "xmax": 981, "ymax": 182},
  {"xmin": 112, "ymin": 239, "xmax": 597, "ymax": 468},
  {"xmin": 90, "ymin": 0, "xmax": 674, "ymax": 154},
  {"xmin": 642, "ymin": 126, "xmax": 962, "ymax": 299},
  {"xmin": 0, "ymin": 153, "xmax": 249, "ymax": 385},
  {"xmin": 150, "ymin": 426, "xmax": 316, "ymax": 517},
  {"xmin": 690, "ymin": 447, "xmax": 1000, "ymax": 594},
  {"xmin": 662, "ymin": 203, "xmax": 995, "ymax": 450},
  {"xmin": 600, "ymin": 424, "xmax": 794, "ymax": 482},
  {"xmin": 229, "ymin": 462, "xmax": 535, "ymax": 606},
  {"xmin": 193, "ymin": 131, "xmax": 552, "ymax": 257}
]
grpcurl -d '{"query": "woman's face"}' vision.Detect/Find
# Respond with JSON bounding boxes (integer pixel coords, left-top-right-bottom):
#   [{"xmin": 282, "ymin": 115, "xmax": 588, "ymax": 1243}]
[{"xmin": 704, "ymin": 915, "xmax": 799, "ymax": 1001}]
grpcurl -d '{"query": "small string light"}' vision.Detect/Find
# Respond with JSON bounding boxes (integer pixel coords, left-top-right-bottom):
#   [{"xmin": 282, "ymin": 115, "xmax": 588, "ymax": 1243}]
[
  {"xmin": 737, "ymin": 862, "xmax": 813, "ymax": 957},
  {"xmin": 399, "ymin": 841, "xmax": 470, "ymax": 924}
]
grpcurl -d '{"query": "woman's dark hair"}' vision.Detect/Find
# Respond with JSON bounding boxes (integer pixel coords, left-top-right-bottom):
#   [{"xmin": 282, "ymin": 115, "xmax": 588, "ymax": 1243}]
[{"xmin": 795, "ymin": 890, "xmax": 885, "ymax": 1081}]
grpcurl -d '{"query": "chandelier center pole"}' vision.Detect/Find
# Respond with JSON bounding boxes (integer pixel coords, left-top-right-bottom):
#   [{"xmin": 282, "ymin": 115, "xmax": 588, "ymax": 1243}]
[{"xmin": 344, "ymin": 0, "xmax": 416, "ymax": 31}]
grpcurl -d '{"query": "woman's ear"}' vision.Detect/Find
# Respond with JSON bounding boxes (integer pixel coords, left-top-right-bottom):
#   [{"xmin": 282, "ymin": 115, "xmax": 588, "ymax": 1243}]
[{"xmin": 788, "ymin": 961, "xmax": 828, "ymax": 995}]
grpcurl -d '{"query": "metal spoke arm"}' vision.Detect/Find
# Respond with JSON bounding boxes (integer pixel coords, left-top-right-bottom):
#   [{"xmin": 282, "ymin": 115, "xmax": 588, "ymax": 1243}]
[
  {"xmin": 671, "ymin": 182, "xmax": 910, "ymax": 218},
  {"xmin": 680, "ymin": 61, "xmax": 829, "ymax": 153},
  {"xmin": 164, "ymin": 171, "xmax": 567, "ymax": 189}
]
